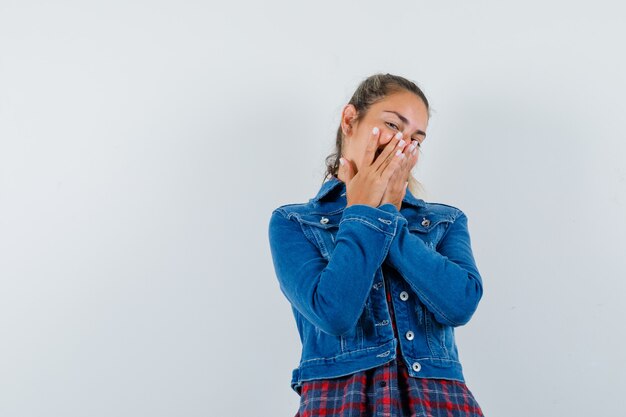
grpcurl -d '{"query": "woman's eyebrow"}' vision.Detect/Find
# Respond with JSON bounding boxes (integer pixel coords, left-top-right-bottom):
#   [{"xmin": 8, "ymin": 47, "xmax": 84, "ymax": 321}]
[{"xmin": 383, "ymin": 110, "xmax": 426, "ymax": 136}]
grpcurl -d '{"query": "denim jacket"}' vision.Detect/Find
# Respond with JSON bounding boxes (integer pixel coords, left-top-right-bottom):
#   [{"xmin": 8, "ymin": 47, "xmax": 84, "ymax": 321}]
[{"xmin": 268, "ymin": 176, "xmax": 483, "ymax": 394}]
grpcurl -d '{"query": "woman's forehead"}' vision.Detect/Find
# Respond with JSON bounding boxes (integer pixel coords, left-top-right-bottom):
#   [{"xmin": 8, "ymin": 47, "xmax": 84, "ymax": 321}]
[
  {"xmin": 376, "ymin": 91, "xmax": 427, "ymax": 110},
  {"xmin": 373, "ymin": 93, "xmax": 429, "ymax": 125}
]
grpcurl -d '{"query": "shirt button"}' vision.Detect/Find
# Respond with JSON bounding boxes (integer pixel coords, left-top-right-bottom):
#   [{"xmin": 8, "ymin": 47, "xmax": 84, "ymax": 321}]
[
  {"xmin": 421, "ymin": 218, "xmax": 430, "ymax": 227},
  {"xmin": 379, "ymin": 381, "xmax": 387, "ymax": 387},
  {"xmin": 399, "ymin": 291, "xmax": 409, "ymax": 301},
  {"xmin": 320, "ymin": 217, "xmax": 329, "ymax": 224},
  {"xmin": 405, "ymin": 330, "xmax": 414, "ymax": 340},
  {"xmin": 412, "ymin": 362, "xmax": 422, "ymax": 372}
]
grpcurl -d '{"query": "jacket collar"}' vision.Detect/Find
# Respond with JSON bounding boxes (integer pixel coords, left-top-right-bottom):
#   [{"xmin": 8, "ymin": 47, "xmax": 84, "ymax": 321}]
[{"xmin": 313, "ymin": 176, "xmax": 426, "ymax": 209}]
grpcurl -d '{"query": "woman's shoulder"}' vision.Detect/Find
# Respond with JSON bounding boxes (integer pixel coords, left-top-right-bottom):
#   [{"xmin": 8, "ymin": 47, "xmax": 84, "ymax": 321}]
[
  {"xmin": 419, "ymin": 200, "xmax": 465, "ymax": 219},
  {"xmin": 269, "ymin": 199, "xmax": 318, "ymax": 226},
  {"xmin": 271, "ymin": 199, "xmax": 313, "ymax": 214}
]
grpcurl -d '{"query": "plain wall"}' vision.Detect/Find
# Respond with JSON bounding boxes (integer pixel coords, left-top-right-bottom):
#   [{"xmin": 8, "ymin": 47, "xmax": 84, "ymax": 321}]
[{"xmin": 1, "ymin": 1, "xmax": 625, "ymax": 416}]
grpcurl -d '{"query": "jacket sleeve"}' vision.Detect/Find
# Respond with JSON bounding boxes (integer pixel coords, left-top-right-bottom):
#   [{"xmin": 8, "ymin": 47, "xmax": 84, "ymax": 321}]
[
  {"xmin": 379, "ymin": 205, "xmax": 484, "ymax": 327},
  {"xmin": 268, "ymin": 203, "xmax": 400, "ymax": 336}
]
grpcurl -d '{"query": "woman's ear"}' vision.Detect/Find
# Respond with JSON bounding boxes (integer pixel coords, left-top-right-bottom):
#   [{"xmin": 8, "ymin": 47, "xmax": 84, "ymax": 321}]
[{"xmin": 341, "ymin": 104, "xmax": 358, "ymax": 136}]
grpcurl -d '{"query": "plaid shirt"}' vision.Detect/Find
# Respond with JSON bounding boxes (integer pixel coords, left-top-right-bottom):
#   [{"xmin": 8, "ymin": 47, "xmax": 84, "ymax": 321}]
[{"xmin": 294, "ymin": 279, "xmax": 484, "ymax": 417}]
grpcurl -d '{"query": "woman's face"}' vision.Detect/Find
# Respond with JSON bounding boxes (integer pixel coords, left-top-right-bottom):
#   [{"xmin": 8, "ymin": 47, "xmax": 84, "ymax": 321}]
[{"xmin": 340, "ymin": 90, "xmax": 429, "ymax": 173}]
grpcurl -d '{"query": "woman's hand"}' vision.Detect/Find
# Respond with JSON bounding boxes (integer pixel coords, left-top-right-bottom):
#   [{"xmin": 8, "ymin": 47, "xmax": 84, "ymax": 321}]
[
  {"xmin": 379, "ymin": 139, "xmax": 420, "ymax": 210},
  {"xmin": 338, "ymin": 127, "xmax": 406, "ymax": 208}
]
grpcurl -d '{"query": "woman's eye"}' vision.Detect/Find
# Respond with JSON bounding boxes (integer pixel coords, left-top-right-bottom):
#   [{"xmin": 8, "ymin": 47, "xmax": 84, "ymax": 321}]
[
  {"xmin": 386, "ymin": 121, "xmax": 422, "ymax": 146},
  {"xmin": 385, "ymin": 122, "xmax": 399, "ymax": 130}
]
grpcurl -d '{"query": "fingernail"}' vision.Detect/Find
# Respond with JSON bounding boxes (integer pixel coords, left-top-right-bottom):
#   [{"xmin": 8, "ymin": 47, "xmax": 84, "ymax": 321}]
[
  {"xmin": 395, "ymin": 149, "xmax": 402, "ymax": 156},
  {"xmin": 398, "ymin": 139, "xmax": 406, "ymax": 147},
  {"xmin": 372, "ymin": 127, "xmax": 379, "ymax": 135},
  {"xmin": 339, "ymin": 157, "xmax": 345, "ymax": 166},
  {"xmin": 395, "ymin": 132, "xmax": 403, "ymax": 140}
]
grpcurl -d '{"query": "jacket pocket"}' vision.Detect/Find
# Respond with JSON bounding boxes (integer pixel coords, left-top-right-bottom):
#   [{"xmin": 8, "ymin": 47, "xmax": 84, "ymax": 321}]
[
  {"xmin": 297, "ymin": 214, "xmax": 341, "ymax": 260},
  {"xmin": 407, "ymin": 214, "xmax": 454, "ymax": 250}
]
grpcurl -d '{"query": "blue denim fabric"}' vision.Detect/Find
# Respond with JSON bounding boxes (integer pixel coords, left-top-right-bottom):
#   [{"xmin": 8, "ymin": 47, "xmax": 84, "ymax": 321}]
[{"xmin": 268, "ymin": 176, "xmax": 483, "ymax": 394}]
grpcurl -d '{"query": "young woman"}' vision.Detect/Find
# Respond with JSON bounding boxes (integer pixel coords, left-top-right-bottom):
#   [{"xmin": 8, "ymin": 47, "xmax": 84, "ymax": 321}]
[{"xmin": 268, "ymin": 73, "xmax": 485, "ymax": 417}]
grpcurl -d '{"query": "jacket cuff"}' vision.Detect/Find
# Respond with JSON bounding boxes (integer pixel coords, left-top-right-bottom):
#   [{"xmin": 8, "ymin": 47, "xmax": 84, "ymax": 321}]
[{"xmin": 341, "ymin": 204, "xmax": 402, "ymax": 236}]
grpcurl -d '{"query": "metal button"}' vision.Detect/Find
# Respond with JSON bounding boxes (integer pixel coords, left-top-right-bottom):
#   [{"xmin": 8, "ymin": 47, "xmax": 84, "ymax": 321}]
[
  {"xmin": 405, "ymin": 330, "xmax": 414, "ymax": 340},
  {"xmin": 399, "ymin": 291, "xmax": 409, "ymax": 301},
  {"xmin": 320, "ymin": 217, "xmax": 329, "ymax": 224},
  {"xmin": 421, "ymin": 218, "xmax": 430, "ymax": 227},
  {"xmin": 412, "ymin": 362, "xmax": 421, "ymax": 372}
]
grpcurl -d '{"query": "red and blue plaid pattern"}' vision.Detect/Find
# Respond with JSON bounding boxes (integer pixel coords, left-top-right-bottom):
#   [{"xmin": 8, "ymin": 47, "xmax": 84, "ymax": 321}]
[{"xmin": 294, "ymin": 281, "xmax": 484, "ymax": 417}]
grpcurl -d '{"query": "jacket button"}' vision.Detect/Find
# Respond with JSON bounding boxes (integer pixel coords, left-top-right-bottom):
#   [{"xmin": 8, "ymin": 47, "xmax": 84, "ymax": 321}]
[
  {"xmin": 421, "ymin": 218, "xmax": 430, "ymax": 227},
  {"xmin": 412, "ymin": 362, "xmax": 421, "ymax": 372},
  {"xmin": 399, "ymin": 291, "xmax": 409, "ymax": 301},
  {"xmin": 405, "ymin": 330, "xmax": 414, "ymax": 340},
  {"xmin": 320, "ymin": 217, "xmax": 329, "ymax": 224}
]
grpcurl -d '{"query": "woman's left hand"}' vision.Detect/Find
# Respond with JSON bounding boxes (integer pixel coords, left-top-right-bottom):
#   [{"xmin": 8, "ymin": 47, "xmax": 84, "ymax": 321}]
[{"xmin": 379, "ymin": 139, "xmax": 420, "ymax": 210}]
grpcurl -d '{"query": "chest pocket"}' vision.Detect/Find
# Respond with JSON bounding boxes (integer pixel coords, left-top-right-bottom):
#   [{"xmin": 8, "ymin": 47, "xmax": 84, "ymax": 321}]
[
  {"xmin": 403, "ymin": 211, "xmax": 455, "ymax": 251},
  {"xmin": 296, "ymin": 211, "xmax": 343, "ymax": 260}
]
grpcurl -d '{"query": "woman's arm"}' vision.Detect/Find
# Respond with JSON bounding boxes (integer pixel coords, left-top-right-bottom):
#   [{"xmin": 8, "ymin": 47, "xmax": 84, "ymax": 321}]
[
  {"xmin": 268, "ymin": 203, "xmax": 400, "ymax": 336},
  {"xmin": 379, "ymin": 205, "xmax": 484, "ymax": 327}
]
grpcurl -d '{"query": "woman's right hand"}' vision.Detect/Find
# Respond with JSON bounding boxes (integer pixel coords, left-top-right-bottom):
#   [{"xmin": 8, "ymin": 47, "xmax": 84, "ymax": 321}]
[{"xmin": 339, "ymin": 127, "xmax": 407, "ymax": 208}]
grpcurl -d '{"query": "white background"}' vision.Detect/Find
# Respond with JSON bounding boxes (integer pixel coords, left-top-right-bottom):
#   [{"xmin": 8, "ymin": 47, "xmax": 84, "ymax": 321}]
[{"xmin": 1, "ymin": 1, "xmax": 625, "ymax": 416}]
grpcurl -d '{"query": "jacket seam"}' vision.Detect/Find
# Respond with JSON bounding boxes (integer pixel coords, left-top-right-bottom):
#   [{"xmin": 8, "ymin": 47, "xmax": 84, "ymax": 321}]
[
  {"xmin": 339, "ymin": 217, "xmax": 394, "ymax": 235},
  {"xmin": 299, "ymin": 343, "xmax": 391, "ymax": 364}
]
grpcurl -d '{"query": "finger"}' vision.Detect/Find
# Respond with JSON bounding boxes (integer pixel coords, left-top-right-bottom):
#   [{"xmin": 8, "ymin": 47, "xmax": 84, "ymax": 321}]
[
  {"xmin": 401, "ymin": 142, "xmax": 415, "ymax": 173},
  {"xmin": 338, "ymin": 156, "xmax": 355, "ymax": 184},
  {"xmin": 396, "ymin": 140, "xmax": 417, "ymax": 176},
  {"xmin": 373, "ymin": 131, "xmax": 406, "ymax": 174},
  {"xmin": 389, "ymin": 157, "xmax": 406, "ymax": 186},
  {"xmin": 380, "ymin": 147, "xmax": 405, "ymax": 182},
  {"xmin": 407, "ymin": 140, "xmax": 419, "ymax": 168},
  {"xmin": 361, "ymin": 127, "xmax": 381, "ymax": 168}
]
